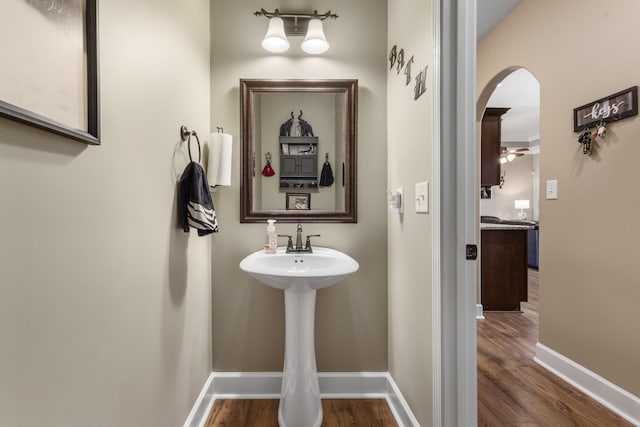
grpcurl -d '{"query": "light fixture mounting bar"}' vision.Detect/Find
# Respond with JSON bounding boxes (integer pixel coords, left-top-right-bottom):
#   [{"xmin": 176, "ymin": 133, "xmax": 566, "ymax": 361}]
[
  {"xmin": 254, "ymin": 8, "xmax": 338, "ymax": 36},
  {"xmin": 254, "ymin": 8, "xmax": 338, "ymax": 21}
]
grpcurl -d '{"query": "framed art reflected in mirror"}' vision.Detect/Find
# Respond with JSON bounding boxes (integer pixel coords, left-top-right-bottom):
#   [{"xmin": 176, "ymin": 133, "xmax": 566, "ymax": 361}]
[{"xmin": 286, "ymin": 192, "xmax": 311, "ymax": 210}]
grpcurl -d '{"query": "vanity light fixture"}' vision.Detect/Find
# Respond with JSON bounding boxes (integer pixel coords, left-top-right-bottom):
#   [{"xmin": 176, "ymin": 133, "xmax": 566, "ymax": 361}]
[
  {"xmin": 301, "ymin": 18, "xmax": 329, "ymax": 54},
  {"xmin": 255, "ymin": 8, "xmax": 338, "ymax": 54},
  {"xmin": 261, "ymin": 15, "xmax": 289, "ymax": 53}
]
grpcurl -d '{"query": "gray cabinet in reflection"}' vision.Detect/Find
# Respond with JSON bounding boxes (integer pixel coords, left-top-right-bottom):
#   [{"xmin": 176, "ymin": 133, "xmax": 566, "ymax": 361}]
[{"xmin": 279, "ymin": 136, "xmax": 318, "ymax": 188}]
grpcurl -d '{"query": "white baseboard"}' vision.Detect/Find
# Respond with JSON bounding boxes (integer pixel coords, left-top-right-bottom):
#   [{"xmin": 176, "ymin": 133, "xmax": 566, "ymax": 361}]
[
  {"xmin": 385, "ymin": 373, "xmax": 422, "ymax": 427},
  {"xmin": 476, "ymin": 303, "xmax": 484, "ymax": 320},
  {"xmin": 184, "ymin": 372, "xmax": 420, "ymax": 427},
  {"xmin": 535, "ymin": 343, "xmax": 640, "ymax": 426},
  {"xmin": 183, "ymin": 373, "xmax": 215, "ymax": 427}
]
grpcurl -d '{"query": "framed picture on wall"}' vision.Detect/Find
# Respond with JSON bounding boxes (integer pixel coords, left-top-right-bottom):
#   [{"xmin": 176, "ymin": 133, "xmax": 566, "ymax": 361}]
[
  {"xmin": 0, "ymin": 0, "xmax": 99, "ymax": 145},
  {"xmin": 286, "ymin": 192, "xmax": 311, "ymax": 210}
]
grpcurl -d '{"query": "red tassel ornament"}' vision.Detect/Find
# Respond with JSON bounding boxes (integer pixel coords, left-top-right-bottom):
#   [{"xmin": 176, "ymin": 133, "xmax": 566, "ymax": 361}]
[{"xmin": 262, "ymin": 152, "xmax": 275, "ymax": 177}]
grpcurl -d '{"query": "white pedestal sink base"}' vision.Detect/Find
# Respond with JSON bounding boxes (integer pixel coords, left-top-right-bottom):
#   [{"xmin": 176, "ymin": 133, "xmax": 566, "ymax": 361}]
[
  {"xmin": 278, "ymin": 289, "xmax": 322, "ymax": 427},
  {"xmin": 239, "ymin": 247, "xmax": 360, "ymax": 427}
]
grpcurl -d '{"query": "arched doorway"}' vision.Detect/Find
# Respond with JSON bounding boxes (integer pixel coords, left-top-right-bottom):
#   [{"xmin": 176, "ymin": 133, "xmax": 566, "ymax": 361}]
[
  {"xmin": 476, "ymin": 67, "xmax": 542, "ymax": 420},
  {"xmin": 478, "ymin": 68, "xmax": 540, "ymax": 226}
]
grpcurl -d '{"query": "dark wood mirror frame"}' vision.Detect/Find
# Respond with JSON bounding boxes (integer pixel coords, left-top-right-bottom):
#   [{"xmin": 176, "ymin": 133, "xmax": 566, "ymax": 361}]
[{"xmin": 240, "ymin": 79, "xmax": 358, "ymax": 223}]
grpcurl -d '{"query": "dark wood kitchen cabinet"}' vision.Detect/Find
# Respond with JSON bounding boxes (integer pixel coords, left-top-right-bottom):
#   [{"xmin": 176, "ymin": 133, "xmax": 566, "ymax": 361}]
[
  {"xmin": 481, "ymin": 227, "xmax": 528, "ymax": 311},
  {"xmin": 481, "ymin": 107, "xmax": 509, "ymax": 186}
]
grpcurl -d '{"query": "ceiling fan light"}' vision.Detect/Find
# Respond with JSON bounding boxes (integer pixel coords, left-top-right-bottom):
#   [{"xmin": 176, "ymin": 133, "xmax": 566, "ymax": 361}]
[
  {"xmin": 262, "ymin": 16, "xmax": 290, "ymax": 53},
  {"xmin": 301, "ymin": 18, "xmax": 329, "ymax": 54}
]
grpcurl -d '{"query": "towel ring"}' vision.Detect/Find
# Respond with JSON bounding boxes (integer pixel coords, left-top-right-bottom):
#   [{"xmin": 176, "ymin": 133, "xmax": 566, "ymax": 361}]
[
  {"xmin": 187, "ymin": 131, "xmax": 201, "ymax": 163},
  {"xmin": 180, "ymin": 125, "xmax": 201, "ymax": 163}
]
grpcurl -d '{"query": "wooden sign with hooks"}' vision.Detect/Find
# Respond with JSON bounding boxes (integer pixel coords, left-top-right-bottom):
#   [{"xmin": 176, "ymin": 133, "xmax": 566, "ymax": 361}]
[{"xmin": 573, "ymin": 86, "xmax": 638, "ymax": 132}]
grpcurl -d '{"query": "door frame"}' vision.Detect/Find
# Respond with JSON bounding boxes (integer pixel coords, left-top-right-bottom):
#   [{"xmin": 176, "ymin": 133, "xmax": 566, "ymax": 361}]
[{"xmin": 438, "ymin": 0, "xmax": 478, "ymax": 425}]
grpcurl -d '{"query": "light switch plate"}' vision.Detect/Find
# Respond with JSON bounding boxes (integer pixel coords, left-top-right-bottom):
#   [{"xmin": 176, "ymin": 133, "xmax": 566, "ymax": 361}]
[
  {"xmin": 415, "ymin": 181, "xmax": 429, "ymax": 213},
  {"xmin": 546, "ymin": 179, "xmax": 558, "ymax": 200}
]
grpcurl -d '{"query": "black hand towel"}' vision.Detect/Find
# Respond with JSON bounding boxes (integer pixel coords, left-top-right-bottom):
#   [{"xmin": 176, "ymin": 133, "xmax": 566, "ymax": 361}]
[
  {"xmin": 319, "ymin": 161, "xmax": 334, "ymax": 187},
  {"xmin": 177, "ymin": 161, "xmax": 219, "ymax": 236}
]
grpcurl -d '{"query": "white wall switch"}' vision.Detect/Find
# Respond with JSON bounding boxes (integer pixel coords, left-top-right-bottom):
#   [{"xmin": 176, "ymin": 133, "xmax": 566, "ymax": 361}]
[
  {"xmin": 415, "ymin": 181, "xmax": 429, "ymax": 213},
  {"xmin": 546, "ymin": 179, "xmax": 558, "ymax": 200}
]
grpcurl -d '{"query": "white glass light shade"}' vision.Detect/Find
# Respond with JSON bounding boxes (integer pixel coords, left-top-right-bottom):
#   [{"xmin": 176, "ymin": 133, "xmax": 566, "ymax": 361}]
[
  {"xmin": 301, "ymin": 18, "xmax": 329, "ymax": 54},
  {"xmin": 506, "ymin": 153, "xmax": 516, "ymax": 162},
  {"xmin": 514, "ymin": 199, "xmax": 530, "ymax": 210},
  {"xmin": 262, "ymin": 16, "xmax": 290, "ymax": 53},
  {"xmin": 499, "ymin": 156, "xmax": 508, "ymax": 165}
]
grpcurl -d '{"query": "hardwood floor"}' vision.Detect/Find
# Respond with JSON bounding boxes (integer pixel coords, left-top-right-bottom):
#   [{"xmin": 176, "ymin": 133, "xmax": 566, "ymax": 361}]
[
  {"xmin": 478, "ymin": 269, "xmax": 633, "ymax": 426},
  {"xmin": 204, "ymin": 269, "xmax": 632, "ymax": 426},
  {"xmin": 204, "ymin": 398, "xmax": 398, "ymax": 426}
]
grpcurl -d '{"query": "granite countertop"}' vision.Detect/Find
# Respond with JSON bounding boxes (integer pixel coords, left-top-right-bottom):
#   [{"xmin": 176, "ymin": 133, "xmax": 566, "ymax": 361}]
[{"xmin": 480, "ymin": 223, "xmax": 534, "ymax": 230}]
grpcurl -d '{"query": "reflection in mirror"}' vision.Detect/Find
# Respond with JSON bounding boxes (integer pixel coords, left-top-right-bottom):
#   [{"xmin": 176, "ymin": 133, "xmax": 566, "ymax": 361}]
[{"xmin": 240, "ymin": 79, "xmax": 357, "ymax": 223}]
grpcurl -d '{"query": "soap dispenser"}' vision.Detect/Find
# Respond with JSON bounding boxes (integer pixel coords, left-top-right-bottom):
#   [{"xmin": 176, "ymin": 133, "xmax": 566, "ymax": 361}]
[{"xmin": 265, "ymin": 219, "xmax": 277, "ymax": 253}]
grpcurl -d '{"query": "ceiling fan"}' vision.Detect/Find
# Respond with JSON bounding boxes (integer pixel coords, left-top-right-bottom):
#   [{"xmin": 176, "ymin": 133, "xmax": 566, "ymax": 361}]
[{"xmin": 500, "ymin": 147, "xmax": 529, "ymax": 164}]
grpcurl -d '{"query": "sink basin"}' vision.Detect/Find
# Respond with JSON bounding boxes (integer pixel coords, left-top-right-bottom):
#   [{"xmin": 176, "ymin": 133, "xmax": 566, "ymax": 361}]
[
  {"xmin": 239, "ymin": 246, "xmax": 359, "ymax": 291},
  {"xmin": 239, "ymin": 246, "xmax": 359, "ymax": 427}
]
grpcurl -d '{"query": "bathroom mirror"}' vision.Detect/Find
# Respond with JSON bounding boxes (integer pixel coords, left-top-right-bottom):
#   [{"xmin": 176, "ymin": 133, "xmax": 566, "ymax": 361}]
[{"xmin": 240, "ymin": 79, "xmax": 357, "ymax": 223}]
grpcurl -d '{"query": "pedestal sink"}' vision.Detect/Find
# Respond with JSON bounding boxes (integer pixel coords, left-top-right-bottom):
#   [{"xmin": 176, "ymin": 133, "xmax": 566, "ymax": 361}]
[{"xmin": 239, "ymin": 246, "xmax": 359, "ymax": 427}]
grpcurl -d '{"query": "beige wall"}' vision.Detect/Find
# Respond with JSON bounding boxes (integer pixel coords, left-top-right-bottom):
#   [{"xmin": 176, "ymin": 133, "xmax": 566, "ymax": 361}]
[
  {"xmin": 210, "ymin": 0, "xmax": 388, "ymax": 372},
  {"xmin": 387, "ymin": 0, "xmax": 435, "ymax": 424},
  {"xmin": 479, "ymin": 0, "xmax": 640, "ymax": 396},
  {"xmin": 0, "ymin": 1, "xmax": 212, "ymax": 426}
]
